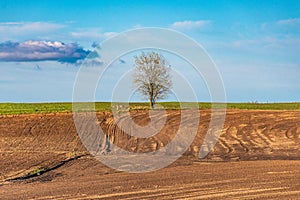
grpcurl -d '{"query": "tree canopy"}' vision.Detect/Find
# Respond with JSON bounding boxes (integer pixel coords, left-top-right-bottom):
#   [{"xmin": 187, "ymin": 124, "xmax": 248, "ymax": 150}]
[{"xmin": 133, "ymin": 51, "xmax": 172, "ymax": 108}]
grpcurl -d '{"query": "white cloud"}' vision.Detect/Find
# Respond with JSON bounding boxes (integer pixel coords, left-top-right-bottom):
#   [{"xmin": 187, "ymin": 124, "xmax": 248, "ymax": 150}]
[
  {"xmin": 0, "ymin": 21, "xmax": 65, "ymax": 34},
  {"xmin": 0, "ymin": 22, "xmax": 66, "ymax": 41},
  {"xmin": 70, "ymin": 28, "xmax": 117, "ymax": 41},
  {"xmin": 277, "ymin": 18, "xmax": 300, "ymax": 26},
  {"xmin": 133, "ymin": 24, "xmax": 143, "ymax": 29},
  {"xmin": 0, "ymin": 40, "xmax": 90, "ymax": 63},
  {"xmin": 0, "ymin": 22, "xmax": 24, "ymax": 25},
  {"xmin": 170, "ymin": 20, "xmax": 211, "ymax": 30},
  {"xmin": 226, "ymin": 36, "xmax": 300, "ymax": 58}
]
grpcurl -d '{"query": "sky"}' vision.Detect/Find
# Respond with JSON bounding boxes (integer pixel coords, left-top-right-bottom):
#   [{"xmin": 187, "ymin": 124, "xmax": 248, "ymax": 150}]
[{"xmin": 0, "ymin": 0, "xmax": 299, "ymax": 103}]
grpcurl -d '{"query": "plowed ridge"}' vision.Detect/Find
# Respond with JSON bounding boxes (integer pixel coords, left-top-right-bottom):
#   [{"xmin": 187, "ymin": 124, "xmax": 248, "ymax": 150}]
[{"xmin": 0, "ymin": 109, "xmax": 299, "ymax": 199}]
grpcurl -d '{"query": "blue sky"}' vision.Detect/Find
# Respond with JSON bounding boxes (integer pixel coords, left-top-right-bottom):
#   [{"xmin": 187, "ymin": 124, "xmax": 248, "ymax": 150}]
[{"xmin": 0, "ymin": 0, "xmax": 300, "ymax": 102}]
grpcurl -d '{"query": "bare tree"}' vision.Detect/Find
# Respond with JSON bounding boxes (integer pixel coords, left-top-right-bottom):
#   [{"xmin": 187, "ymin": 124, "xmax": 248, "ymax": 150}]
[{"xmin": 133, "ymin": 51, "xmax": 172, "ymax": 108}]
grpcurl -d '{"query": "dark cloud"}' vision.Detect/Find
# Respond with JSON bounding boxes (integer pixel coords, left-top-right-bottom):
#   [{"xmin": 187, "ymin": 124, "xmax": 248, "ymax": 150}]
[
  {"xmin": 91, "ymin": 41, "xmax": 99, "ymax": 48},
  {"xmin": 75, "ymin": 50, "xmax": 103, "ymax": 67},
  {"xmin": 35, "ymin": 64, "xmax": 42, "ymax": 71},
  {"xmin": 0, "ymin": 40, "xmax": 90, "ymax": 64},
  {"xmin": 119, "ymin": 58, "xmax": 126, "ymax": 64}
]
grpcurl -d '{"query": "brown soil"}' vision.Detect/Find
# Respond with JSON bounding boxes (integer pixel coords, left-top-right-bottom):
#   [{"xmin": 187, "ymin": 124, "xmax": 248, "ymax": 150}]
[{"xmin": 0, "ymin": 109, "xmax": 299, "ymax": 199}]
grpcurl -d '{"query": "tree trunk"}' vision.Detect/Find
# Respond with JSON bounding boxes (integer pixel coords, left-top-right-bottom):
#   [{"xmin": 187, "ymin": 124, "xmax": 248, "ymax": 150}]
[
  {"xmin": 150, "ymin": 95, "xmax": 154, "ymax": 109},
  {"xmin": 149, "ymin": 83, "xmax": 154, "ymax": 109}
]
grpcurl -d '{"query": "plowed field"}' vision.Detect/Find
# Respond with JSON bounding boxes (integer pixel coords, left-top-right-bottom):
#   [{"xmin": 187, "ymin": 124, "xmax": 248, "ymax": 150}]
[{"xmin": 0, "ymin": 110, "xmax": 299, "ymax": 199}]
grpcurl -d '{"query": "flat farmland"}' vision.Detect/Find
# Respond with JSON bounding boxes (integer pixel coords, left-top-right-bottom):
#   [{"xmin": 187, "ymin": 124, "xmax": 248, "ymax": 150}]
[{"xmin": 0, "ymin": 109, "xmax": 299, "ymax": 199}]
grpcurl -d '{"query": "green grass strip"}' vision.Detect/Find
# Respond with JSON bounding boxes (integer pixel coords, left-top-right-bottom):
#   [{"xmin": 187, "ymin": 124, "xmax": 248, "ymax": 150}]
[{"xmin": 0, "ymin": 102, "xmax": 299, "ymax": 115}]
